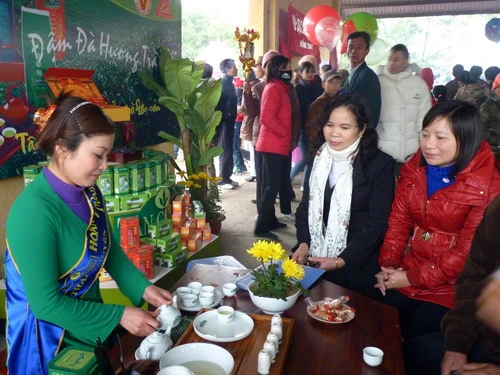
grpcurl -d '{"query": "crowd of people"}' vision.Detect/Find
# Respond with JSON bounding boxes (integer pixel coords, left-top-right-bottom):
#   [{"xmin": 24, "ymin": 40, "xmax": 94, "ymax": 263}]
[
  {"xmin": 6, "ymin": 27, "xmax": 500, "ymax": 374},
  {"xmin": 213, "ymin": 30, "xmax": 500, "ymax": 374}
]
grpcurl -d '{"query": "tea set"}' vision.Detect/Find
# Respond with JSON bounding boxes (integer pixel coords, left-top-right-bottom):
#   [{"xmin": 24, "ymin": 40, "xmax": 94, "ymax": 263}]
[{"xmin": 136, "ymin": 283, "xmax": 240, "ymax": 361}]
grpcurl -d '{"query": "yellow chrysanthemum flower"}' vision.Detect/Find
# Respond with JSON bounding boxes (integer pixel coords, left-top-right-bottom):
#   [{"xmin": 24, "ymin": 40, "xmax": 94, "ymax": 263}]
[
  {"xmin": 193, "ymin": 183, "xmax": 202, "ymax": 188},
  {"xmin": 184, "ymin": 180, "xmax": 194, "ymax": 188},
  {"xmin": 198, "ymin": 172, "xmax": 208, "ymax": 180},
  {"xmin": 282, "ymin": 258, "xmax": 305, "ymax": 281},
  {"xmin": 188, "ymin": 174, "xmax": 199, "ymax": 181},
  {"xmin": 247, "ymin": 240, "xmax": 286, "ymax": 262}
]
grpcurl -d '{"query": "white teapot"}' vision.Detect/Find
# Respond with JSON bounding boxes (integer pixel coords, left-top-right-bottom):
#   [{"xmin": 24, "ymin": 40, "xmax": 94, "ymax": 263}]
[
  {"xmin": 139, "ymin": 330, "xmax": 173, "ymax": 361},
  {"xmin": 156, "ymin": 295, "xmax": 182, "ymax": 330}
]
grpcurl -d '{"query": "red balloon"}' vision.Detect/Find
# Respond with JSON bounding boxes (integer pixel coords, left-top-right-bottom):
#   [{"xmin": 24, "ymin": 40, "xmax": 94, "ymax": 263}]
[
  {"xmin": 304, "ymin": 5, "xmax": 340, "ymax": 46},
  {"xmin": 315, "ymin": 17, "xmax": 342, "ymax": 51},
  {"xmin": 340, "ymin": 20, "xmax": 357, "ymax": 54}
]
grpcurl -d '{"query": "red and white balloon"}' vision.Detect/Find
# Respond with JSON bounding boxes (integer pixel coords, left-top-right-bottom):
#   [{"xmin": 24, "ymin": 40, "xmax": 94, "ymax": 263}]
[{"xmin": 303, "ymin": 5, "xmax": 341, "ymax": 51}]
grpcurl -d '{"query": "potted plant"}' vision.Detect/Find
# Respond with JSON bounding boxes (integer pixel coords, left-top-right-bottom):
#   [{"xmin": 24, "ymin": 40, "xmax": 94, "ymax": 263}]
[
  {"xmin": 138, "ymin": 47, "xmax": 225, "ymax": 225},
  {"xmin": 246, "ymin": 240, "xmax": 308, "ymax": 314}
]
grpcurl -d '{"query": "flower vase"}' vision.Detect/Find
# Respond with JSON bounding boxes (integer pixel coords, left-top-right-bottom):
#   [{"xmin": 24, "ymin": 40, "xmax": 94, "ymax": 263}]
[{"xmin": 248, "ymin": 280, "xmax": 300, "ymax": 315}]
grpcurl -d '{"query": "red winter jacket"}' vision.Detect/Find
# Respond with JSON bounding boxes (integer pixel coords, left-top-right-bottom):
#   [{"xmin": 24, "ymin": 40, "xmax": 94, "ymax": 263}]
[
  {"xmin": 379, "ymin": 142, "xmax": 500, "ymax": 309},
  {"xmin": 256, "ymin": 79, "xmax": 292, "ymax": 156}
]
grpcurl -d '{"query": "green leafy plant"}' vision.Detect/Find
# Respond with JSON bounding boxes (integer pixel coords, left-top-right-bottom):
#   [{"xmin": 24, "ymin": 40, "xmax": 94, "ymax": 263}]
[
  {"xmin": 247, "ymin": 240, "xmax": 308, "ymax": 301},
  {"xmin": 139, "ymin": 47, "xmax": 225, "ymax": 219}
]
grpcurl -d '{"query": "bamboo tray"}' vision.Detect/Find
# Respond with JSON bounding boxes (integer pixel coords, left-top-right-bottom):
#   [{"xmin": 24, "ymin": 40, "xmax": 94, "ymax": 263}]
[{"xmin": 175, "ymin": 309, "xmax": 295, "ymax": 374}]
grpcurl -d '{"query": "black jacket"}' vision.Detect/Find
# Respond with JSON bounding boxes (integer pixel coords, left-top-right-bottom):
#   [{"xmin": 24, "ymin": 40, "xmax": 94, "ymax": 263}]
[
  {"xmin": 215, "ymin": 75, "xmax": 237, "ymax": 136},
  {"xmin": 344, "ymin": 62, "xmax": 382, "ymax": 128},
  {"xmin": 295, "ymin": 149, "xmax": 395, "ymax": 290}
]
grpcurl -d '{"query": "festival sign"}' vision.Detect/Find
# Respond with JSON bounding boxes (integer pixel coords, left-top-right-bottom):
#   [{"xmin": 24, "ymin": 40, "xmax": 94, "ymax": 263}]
[
  {"xmin": 0, "ymin": 0, "xmax": 181, "ymax": 179},
  {"xmin": 287, "ymin": 4, "xmax": 320, "ymax": 56}
]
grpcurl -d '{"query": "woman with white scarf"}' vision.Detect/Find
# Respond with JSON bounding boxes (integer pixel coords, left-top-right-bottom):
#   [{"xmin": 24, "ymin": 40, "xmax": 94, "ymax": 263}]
[{"xmin": 292, "ymin": 94, "xmax": 395, "ymax": 299}]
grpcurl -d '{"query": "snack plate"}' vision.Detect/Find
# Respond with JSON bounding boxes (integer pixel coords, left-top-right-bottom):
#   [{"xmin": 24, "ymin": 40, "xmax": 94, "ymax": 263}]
[
  {"xmin": 193, "ymin": 310, "xmax": 254, "ymax": 342},
  {"xmin": 306, "ymin": 302, "xmax": 355, "ymax": 324},
  {"xmin": 173, "ymin": 289, "xmax": 223, "ymax": 312}
]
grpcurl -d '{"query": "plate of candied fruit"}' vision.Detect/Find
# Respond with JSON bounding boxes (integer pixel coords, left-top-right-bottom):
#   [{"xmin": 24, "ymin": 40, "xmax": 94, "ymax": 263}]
[{"xmin": 306, "ymin": 296, "xmax": 355, "ymax": 324}]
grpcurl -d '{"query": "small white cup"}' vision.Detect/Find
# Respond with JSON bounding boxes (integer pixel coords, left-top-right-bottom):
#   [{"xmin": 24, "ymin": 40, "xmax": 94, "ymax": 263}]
[
  {"xmin": 222, "ymin": 283, "xmax": 238, "ymax": 297},
  {"xmin": 201, "ymin": 285, "xmax": 215, "ymax": 294},
  {"xmin": 181, "ymin": 293, "xmax": 198, "ymax": 307},
  {"xmin": 187, "ymin": 281, "xmax": 202, "ymax": 291},
  {"xmin": 363, "ymin": 346, "xmax": 384, "ymax": 367},
  {"xmin": 176, "ymin": 286, "xmax": 191, "ymax": 296},
  {"xmin": 157, "ymin": 366, "xmax": 193, "ymax": 375},
  {"xmin": 217, "ymin": 306, "xmax": 234, "ymax": 323},
  {"xmin": 199, "ymin": 292, "xmax": 215, "ymax": 306}
]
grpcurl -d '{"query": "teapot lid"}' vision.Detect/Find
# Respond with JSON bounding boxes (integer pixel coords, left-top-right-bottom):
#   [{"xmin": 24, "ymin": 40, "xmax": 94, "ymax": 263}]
[{"xmin": 147, "ymin": 331, "xmax": 167, "ymax": 344}]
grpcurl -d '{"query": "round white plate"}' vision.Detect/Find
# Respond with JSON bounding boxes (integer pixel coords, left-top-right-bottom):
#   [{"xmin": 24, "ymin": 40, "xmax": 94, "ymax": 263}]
[
  {"xmin": 193, "ymin": 310, "xmax": 254, "ymax": 342},
  {"xmin": 307, "ymin": 302, "xmax": 355, "ymax": 324},
  {"xmin": 173, "ymin": 289, "xmax": 223, "ymax": 312},
  {"xmin": 159, "ymin": 343, "xmax": 234, "ymax": 374}
]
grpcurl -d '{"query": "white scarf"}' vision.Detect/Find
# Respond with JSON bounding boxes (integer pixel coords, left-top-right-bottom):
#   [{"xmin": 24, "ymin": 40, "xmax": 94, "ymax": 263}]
[{"xmin": 308, "ymin": 138, "xmax": 360, "ymax": 258}]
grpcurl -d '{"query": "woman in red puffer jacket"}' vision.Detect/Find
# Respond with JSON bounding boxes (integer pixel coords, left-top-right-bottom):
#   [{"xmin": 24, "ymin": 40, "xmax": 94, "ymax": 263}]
[{"xmin": 375, "ymin": 100, "xmax": 500, "ymax": 340}]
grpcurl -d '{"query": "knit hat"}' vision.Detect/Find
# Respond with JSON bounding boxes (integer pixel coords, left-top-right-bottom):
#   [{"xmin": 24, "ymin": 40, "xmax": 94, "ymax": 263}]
[
  {"xmin": 262, "ymin": 50, "xmax": 279, "ymax": 68},
  {"xmin": 493, "ymin": 73, "xmax": 500, "ymax": 90},
  {"xmin": 322, "ymin": 69, "xmax": 349, "ymax": 86}
]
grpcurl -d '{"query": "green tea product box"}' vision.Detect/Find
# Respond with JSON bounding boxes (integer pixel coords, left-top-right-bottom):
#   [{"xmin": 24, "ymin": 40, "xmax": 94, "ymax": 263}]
[
  {"xmin": 146, "ymin": 160, "xmax": 159, "ymax": 189},
  {"xmin": 166, "ymin": 232, "xmax": 181, "ymax": 253},
  {"xmin": 113, "ymin": 165, "xmax": 130, "ymax": 195},
  {"xmin": 120, "ymin": 192, "xmax": 148, "ymax": 211},
  {"xmin": 147, "ymin": 219, "xmax": 173, "ymax": 239},
  {"xmin": 23, "ymin": 164, "xmax": 42, "ymax": 186},
  {"xmin": 129, "ymin": 161, "xmax": 145, "ymax": 193},
  {"xmin": 192, "ymin": 200, "xmax": 205, "ymax": 218},
  {"xmin": 97, "ymin": 167, "xmax": 113, "ymax": 196},
  {"xmin": 48, "ymin": 346, "xmax": 99, "ymax": 375},
  {"xmin": 141, "ymin": 237, "xmax": 157, "ymax": 247},
  {"xmin": 104, "ymin": 196, "xmax": 121, "ymax": 213}
]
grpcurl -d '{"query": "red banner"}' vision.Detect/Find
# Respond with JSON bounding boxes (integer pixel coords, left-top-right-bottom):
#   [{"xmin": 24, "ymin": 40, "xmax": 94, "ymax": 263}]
[{"xmin": 287, "ymin": 5, "xmax": 319, "ymax": 56}]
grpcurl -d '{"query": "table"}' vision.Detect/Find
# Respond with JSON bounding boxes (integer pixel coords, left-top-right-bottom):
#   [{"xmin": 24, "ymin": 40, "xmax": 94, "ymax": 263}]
[{"xmin": 108, "ymin": 279, "xmax": 405, "ymax": 374}]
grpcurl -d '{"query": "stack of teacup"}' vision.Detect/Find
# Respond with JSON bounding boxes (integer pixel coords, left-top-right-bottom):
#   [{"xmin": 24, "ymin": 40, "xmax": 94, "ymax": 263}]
[
  {"xmin": 258, "ymin": 314, "xmax": 283, "ymax": 375},
  {"xmin": 176, "ymin": 282, "xmax": 216, "ymax": 307}
]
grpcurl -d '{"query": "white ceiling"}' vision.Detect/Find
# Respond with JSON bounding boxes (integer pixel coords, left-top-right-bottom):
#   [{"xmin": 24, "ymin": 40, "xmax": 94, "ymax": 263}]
[{"xmin": 340, "ymin": 0, "xmax": 500, "ymax": 18}]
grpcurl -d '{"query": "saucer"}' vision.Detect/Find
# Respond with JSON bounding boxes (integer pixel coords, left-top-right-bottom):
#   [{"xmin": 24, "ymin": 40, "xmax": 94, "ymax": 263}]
[
  {"xmin": 174, "ymin": 289, "xmax": 223, "ymax": 312},
  {"xmin": 193, "ymin": 310, "xmax": 254, "ymax": 342}
]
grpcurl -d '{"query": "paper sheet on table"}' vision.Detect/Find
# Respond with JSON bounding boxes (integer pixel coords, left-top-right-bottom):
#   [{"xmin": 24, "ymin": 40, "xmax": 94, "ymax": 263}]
[
  {"xmin": 172, "ymin": 263, "xmax": 251, "ymax": 291},
  {"xmin": 235, "ymin": 261, "xmax": 325, "ymax": 291}
]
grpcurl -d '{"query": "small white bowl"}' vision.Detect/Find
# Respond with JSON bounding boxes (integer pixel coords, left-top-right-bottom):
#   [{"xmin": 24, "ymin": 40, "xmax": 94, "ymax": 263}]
[
  {"xmin": 201, "ymin": 285, "xmax": 215, "ymax": 294},
  {"xmin": 181, "ymin": 293, "xmax": 198, "ymax": 307},
  {"xmin": 222, "ymin": 283, "xmax": 238, "ymax": 297},
  {"xmin": 363, "ymin": 346, "xmax": 384, "ymax": 366}
]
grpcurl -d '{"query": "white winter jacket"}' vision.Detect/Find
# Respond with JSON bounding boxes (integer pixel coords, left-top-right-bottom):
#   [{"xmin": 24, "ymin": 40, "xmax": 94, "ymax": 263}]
[{"xmin": 377, "ymin": 65, "xmax": 432, "ymax": 162}]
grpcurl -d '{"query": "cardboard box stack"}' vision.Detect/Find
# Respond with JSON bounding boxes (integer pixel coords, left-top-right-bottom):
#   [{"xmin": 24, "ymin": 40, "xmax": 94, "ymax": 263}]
[{"xmin": 118, "ymin": 216, "xmax": 154, "ymax": 279}]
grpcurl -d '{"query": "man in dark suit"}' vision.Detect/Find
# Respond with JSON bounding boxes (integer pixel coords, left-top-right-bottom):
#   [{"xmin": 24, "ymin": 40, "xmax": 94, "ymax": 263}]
[{"xmin": 344, "ymin": 31, "xmax": 381, "ymax": 128}]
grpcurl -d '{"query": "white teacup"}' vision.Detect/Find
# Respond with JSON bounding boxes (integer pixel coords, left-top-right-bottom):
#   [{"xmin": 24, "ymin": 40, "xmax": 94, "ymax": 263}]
[
  {"xmin": 139, "ymin": 331, "xmax": 173, "ymax": 361},
  {"xmin": 199, "ymin": 292, "xmax": 215, "ymax": 306},
  {"xmin": 187, "ymin": 282, "xmax": 202, "ymax": 294},
  {"xmin": 201, "ymin": 285, "xmax": 215, "ymax": 294},
  {"xmin": 217, "ymin": 306, "xmax": 234, "ymax": 323},
  {"xmin": 363, "ymin": 346, "xmax": 384, "ymax": 367},
  {"xmin": 157, "ymin": 366, "xmax": 194, "ymax": 375},
  {"xmin": 176, "ymin": 286, "xmax": 191, "ymax": 296},
  {"xmin": 222, "ymin": 283, "xmax": 238, "ymax": 297},
  {"xmin": 181, "ymin": 293, "xmax": 198, "ymax": 307}
]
